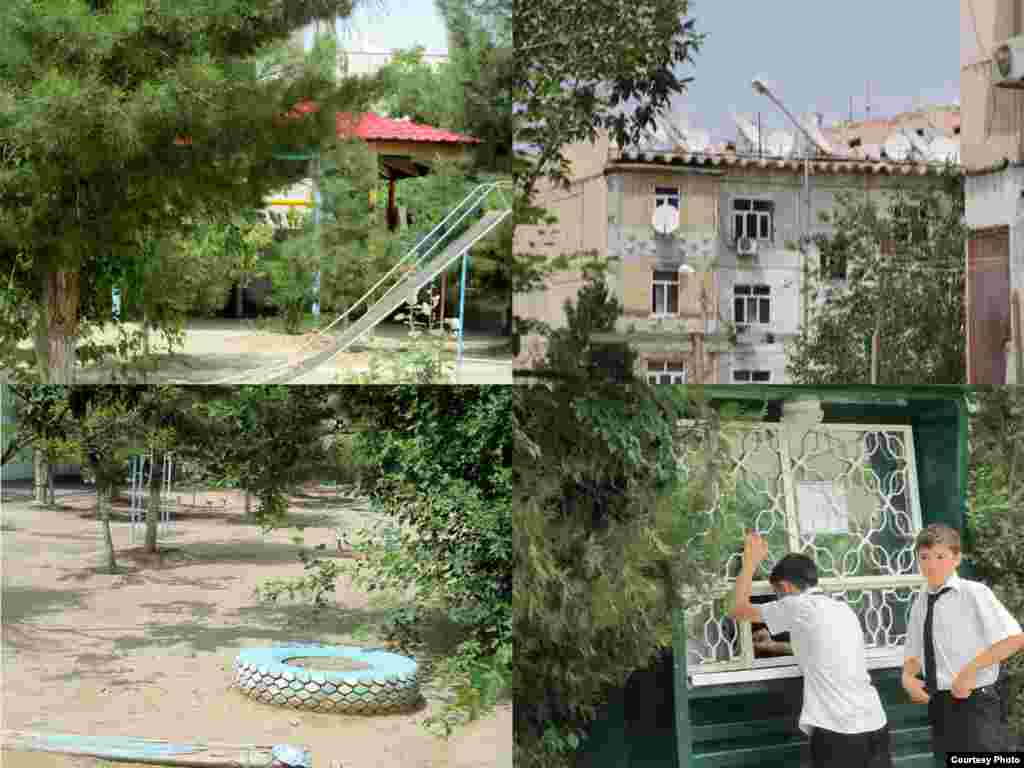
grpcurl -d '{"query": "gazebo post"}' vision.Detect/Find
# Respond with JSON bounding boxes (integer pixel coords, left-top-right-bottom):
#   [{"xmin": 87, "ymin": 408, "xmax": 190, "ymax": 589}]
[{"xmin": 387, "ymin": 172, "xmax": 398, "ymax": 232}]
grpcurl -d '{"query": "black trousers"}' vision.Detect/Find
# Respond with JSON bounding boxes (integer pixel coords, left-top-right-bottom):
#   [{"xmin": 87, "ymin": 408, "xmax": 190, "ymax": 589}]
[
  {"xmin": 929, "ymin": 685, "xmax": 1010, "ymax": 765},
  {"xmin": 809, "ymin": 722, "xmax": 894, "ymax": 768}
]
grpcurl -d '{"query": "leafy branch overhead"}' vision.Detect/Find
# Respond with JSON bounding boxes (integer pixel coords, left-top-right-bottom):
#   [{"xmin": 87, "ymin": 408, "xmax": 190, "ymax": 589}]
[{"xmin": 514, "ymin": 0, "xmax": 703, "ymax": 194}]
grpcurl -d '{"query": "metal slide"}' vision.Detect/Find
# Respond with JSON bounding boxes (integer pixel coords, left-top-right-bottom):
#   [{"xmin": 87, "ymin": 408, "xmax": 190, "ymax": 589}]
[{"xmin": 210, "ymin": 180, "xmax": 511, "ymax": 385}]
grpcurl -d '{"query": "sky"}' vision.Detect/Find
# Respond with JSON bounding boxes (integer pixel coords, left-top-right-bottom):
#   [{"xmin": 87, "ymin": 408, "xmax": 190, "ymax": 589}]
[
  {"xmin": 301, "ymin": 0, "xmax": 450, "ymax": 52},
  {"xmin": 671, "ymin": 0, "xmax": 960, "ymax": 144}
]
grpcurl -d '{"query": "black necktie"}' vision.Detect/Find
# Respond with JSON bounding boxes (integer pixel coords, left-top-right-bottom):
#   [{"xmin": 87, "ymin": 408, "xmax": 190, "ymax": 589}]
[{"xmin": 923, "ymin": 586, "xmax": 953, "ymax": 695}]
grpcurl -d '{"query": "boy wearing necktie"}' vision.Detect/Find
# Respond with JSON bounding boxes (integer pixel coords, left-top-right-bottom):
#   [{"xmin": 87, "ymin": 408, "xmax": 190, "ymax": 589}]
[
  {"xmin": 731, "ymin": 531, "xmax": 893, "ymax": 768},
  {"xmin": 901, "ymin": 523, "xmax": 1022, "ymax": 763}
]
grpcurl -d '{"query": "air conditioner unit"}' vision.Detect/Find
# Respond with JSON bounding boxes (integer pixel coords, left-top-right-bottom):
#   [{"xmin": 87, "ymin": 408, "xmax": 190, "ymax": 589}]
[
  {"xmin": 993, "ymin": 36, "xmax": 1024, "ymax": 89},
  {"xmin": 736, "ymin": 237, "xmax": 758, "ymax": 256}
]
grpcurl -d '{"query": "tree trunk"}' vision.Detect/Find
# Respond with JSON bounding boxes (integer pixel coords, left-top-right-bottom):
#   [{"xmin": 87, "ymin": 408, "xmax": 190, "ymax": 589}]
[
  {"xmin": 145, "ymin": 450, "xmax": 164, "ymax": 552},
  {"xmin": 32, "ymin": 450, "xmax": 48, "ymax": 505},
  {"xmin": 236, "ymin": 278, "xmax": 244, "ymax": 318},
  {"xmin": 98, "ymin": 487, "xmax": 118, "ymax": 574},
  {"xmin": 45, "ymin": 270, "xmax": 81, "ymax": 384},
  {"xmin": 142, "ymin": 311, "xmax": 151, "ymax": 358},
  {"xmin": 244, "ymin": 488, "xmax": 252, "ymax": 519}
]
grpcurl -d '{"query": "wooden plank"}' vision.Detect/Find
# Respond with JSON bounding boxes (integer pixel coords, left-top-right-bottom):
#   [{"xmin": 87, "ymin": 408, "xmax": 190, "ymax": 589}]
[{"xmin": 1, "ymin": 730, "xmax": 289, "ymax": 768}]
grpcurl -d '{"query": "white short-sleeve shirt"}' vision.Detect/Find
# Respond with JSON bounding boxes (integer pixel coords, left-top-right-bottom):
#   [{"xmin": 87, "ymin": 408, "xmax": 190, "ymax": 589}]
[
  {"xmin": 760, "ymin": 588, "xmax": 887, "ymax": 736},
  {"xmin": 903, "ymin": 573, "xmax": 1023, "ymax": 691}
]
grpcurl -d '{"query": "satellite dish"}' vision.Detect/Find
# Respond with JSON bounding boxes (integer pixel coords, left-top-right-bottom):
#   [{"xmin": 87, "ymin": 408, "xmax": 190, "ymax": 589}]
[
  {"xmin": 766, "ymin": 130, "xmax": 794, "ymax": 158},
  {"xmin": 798, "ymin": 114, "xmax": 835, "ymax": 156},
  {"xmin": 652, "ymin": 204, "xmax": 680, "ymax": 235},
  {"xmin": 684, "ymin": 129, "xmax": 710, "ymax": 153},
  {"xmin": 882, "ymin": 133, "xmax": 912, "ymax": 161},
  {"xmin": 732, "ymin": 112, "xmax": 761, "ymax": 153},
  {"xmin": 902, "ymin": 127, "xmax": 934, "ymax": 161},
  {"xmin": 928, "ymin": 136, "xmax": 960, "ymax": 164}
]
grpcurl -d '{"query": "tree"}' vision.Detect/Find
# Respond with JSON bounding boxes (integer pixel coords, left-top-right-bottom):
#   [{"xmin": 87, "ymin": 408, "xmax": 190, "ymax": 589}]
[
  {"xmin": 514, "ymin": 381, "xmax": 756, "ymax": 767},
  {"xmin": 786, "ymin": 176, "xmax": 966, "ymax": 385},
  {"xmin": 0, "ymin": 0, "xmax": 380, "ymax": 382},
  {"xmin": 2, "ymin": 384, "xmax": 73, "ymax": 504},
  {"xmin": 514, "ymin": 0, "xmax": 703, "ymax": 197}
]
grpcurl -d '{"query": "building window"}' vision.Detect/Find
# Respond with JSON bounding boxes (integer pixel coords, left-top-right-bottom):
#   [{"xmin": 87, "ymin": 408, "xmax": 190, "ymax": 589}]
[
  {"xmin": 734, "ymin": 284, "xmax": 771, "ymax": 327},
  {"xmin": 647, "ymin": 360, "xmax": 687, "ymax": 385},
  {"xmin": 733, "ymin": 369, "xmax": 772, "ymax": 383},
  {"xmin": 656, "ymin": 186, "xmax": 680, "ymax": 210},
  {"xmin": 733, "ymin": 198, "xmax": 774, "ymax": 242},
  {"xmin": 652, "ymin": 270, "xmax": 679, "ymax": 315}
]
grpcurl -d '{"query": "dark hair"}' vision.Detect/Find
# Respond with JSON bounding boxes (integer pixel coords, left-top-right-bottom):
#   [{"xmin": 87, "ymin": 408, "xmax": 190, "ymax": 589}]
[
  {"xmin": 769, "ymin": 553, "xmax": 819, "ymax": 591},
  {"xmin": 914, "ymin": 523, "xmax": 961, "ymax": 555}
]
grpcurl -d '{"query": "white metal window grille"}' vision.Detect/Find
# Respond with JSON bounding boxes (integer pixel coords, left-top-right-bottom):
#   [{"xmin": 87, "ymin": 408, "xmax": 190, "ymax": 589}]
[
  {"xmin": 732, "ymin": 198, "xmax": 774, "ymax": 242},
  {"xmin": 652, "ymin": 270, "xmax": 679, "ymax": 315},
  {"xmin": 734, "ymin": 284, "xmax": 771, "ymax": 328},
  {"xmin": 676, "ymin": 421, "xmax": 926, "ymax": 685},
  {"xmin": 647, "ymin": 360, "xmax": 687, "ymax": 385}
]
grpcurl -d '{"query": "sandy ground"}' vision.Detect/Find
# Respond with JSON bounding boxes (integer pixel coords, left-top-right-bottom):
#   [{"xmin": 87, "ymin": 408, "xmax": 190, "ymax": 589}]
[
  {"xmin": 1, "ymin": 486, "xmax": 511, "ymax": 768},
  {"xmin": 63, "ymin": 320, "xmax": 514, "ymax": 385}
]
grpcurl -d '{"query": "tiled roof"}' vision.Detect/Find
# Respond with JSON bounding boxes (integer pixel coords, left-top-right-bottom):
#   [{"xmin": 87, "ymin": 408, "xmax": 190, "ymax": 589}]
[
  {"xmin": 336, "ymin": 112, "xmax": 480, "ymax": 144},
  {"xmin": 611, "ymin": 148, "xmax": 961, "ymax": 176},
  {"xmin": 283, "ymin": 102, "xmax": 479, "ymax": 144}
]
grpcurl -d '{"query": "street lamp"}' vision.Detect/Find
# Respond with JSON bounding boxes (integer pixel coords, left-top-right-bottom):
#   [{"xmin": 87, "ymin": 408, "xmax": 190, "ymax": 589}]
[{"xmin": 751, "ymin": 78, "xmax": 819, "ymax": 337}]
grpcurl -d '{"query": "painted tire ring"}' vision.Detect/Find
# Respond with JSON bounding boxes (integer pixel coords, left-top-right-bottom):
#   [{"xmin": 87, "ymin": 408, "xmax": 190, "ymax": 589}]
[{"xmin": 233, "ymin": 645, "xmax": 421, "ymax": 715}]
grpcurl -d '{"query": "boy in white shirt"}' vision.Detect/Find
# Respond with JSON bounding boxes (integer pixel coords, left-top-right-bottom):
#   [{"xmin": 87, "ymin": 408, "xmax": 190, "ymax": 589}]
[
  {"xmin": 901, "ymin": 523, "xmax": 1023, "ymax": 763},
  {"xmin": 730, "ymin": 532, "xmax": 892, "ymax": 768}
]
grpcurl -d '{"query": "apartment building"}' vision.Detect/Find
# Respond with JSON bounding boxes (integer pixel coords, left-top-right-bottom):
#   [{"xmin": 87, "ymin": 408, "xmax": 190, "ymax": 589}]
[
  {"xmin": 515, "ymin": 110, "xmax": 959, "ymax": 384},
  {"xmin": 960, "ymin": 0, "xmax": 1024, "ymax": 384}
]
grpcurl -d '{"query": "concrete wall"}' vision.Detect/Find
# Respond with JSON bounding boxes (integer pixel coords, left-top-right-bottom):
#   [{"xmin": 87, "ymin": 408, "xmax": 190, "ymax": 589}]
[{"xmin": 961, "ymin": 0, "xmax": 1024, "ymax": 170}]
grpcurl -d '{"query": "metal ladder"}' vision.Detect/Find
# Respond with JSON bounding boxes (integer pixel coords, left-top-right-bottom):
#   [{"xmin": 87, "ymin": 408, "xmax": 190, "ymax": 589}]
[{"xmin": 213, "ymin": 179, "xmax": 511, "ymax": 384}]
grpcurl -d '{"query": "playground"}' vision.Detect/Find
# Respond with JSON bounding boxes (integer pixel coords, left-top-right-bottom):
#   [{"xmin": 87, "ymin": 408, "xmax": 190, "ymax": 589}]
[{"xmin": 1, "ymin": 480, "xmax": 511, "ymax": 768}]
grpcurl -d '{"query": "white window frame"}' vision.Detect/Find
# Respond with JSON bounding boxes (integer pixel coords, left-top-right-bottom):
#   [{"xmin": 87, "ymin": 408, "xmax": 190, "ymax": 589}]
[
  {"xmin": 647, "ymin": 360, "xmax": 687, "ymax": 385},
  {"xmin": 655, "ymin": 186, "xmax": 681, "ymax": 210},
  {"xmin": 732, "ymin": 368, "xmax": 772, "ymax": 383},
  {"xmin": 732, "ymin": 197, "xmax": 774, "ymax": 243},
  {"xmin": 733, "ymin": 283, "xmax": 772, "ymax": 329},
  {"xmin": 652, "ymin": 269, "xmax": 679, "ymax": 316}
]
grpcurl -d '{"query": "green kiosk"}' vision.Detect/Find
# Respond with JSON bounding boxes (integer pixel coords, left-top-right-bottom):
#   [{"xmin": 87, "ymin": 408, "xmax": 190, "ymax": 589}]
[{"xmin": 578, "ymin": 386, "xmax": 972, "ymax": 768}]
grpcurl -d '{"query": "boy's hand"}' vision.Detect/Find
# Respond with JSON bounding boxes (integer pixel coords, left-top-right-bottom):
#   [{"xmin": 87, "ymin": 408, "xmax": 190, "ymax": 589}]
[
  {"xmin": 902, "ymin": 674, "xmax": 931, "ymax": 704},
  {"xmin": 952, "ymin": 663, "xmax": 978, "ymax": 700},
  {"xmin": 743, "ymin": 531, "xmax": 769, "ymax": 566}
]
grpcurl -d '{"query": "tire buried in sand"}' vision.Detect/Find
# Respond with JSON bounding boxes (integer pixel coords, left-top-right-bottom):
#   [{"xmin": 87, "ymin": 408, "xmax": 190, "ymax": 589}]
[{"xmin": 233, "ymin": 645, "xmax": 421, "ymax": 715}]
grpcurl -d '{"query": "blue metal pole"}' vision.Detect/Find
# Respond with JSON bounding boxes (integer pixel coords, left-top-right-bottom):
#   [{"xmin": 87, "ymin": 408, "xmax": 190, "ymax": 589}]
[
  {"xmin": 457, "ymin": 251, "xmax": 469, "ymax": 382},
  {"xmin": 312, "ymin": 154, "xmax": 322, "ymax": 319}
]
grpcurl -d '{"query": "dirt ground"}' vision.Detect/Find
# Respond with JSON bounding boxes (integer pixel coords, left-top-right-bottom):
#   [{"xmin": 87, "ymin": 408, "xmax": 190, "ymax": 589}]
[
  {"xmin": 1, "ymin": 486, "xmax": 511, "ymax": 768},
  {"xmin": 65, "ymin": 320, "xmax": 513, "ymax": 385}
]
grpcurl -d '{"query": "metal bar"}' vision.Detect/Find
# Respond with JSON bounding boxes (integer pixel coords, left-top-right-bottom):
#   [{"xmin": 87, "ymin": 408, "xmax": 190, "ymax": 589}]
[
  {"xmin": 1, "ymin": 730, "xmax": 292, "ymax": 768},
  {"xmin": 673, "ymin": 607, "xmax": 693, "ymax": 768},
  {"xmin": 457, "ymin": 251, "xmax": 469, "ymax": 384}
]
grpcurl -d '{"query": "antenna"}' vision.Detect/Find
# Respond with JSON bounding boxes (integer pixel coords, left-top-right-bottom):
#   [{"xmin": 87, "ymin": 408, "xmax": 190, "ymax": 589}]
[{"xmin": 732, "ymin": 112, "xmax": 761, "ymax": 154}]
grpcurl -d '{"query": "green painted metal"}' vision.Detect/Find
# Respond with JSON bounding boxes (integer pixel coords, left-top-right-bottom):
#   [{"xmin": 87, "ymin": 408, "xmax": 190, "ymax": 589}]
[{"xmin": 578, "ymin": 388, "xmax": 967, "ymax": 768}]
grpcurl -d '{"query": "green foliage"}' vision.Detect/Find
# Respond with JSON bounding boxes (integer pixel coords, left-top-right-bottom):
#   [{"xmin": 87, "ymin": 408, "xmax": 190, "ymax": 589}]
[
  {"xmin": 342, "ymin": 387, "xmax": 513, "ymax": 732},
  {"xmin": 515, "ymin": 0, "xmax": 703, "ymax": 195},
  {"xmin": 0, "ymin": 0, "xmax": 381, "ymax": 381},
  {"xmin": 264, "ymin": 231, "xmax": 320, "ymax": 333},
  {"xmin": 962, "ymin": 388, "xmax": 1024, "ymax": 743},
  {"xmin": 787, "ymin": 178, "xmax": 966, "ymax": 385},
  {"xmin": 531, "ymin": 258, "xmax": 638, "ymax": 383},
  {"xmin": 515, "ymin": 381, "xmax": 757, "ymax": 768}
]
